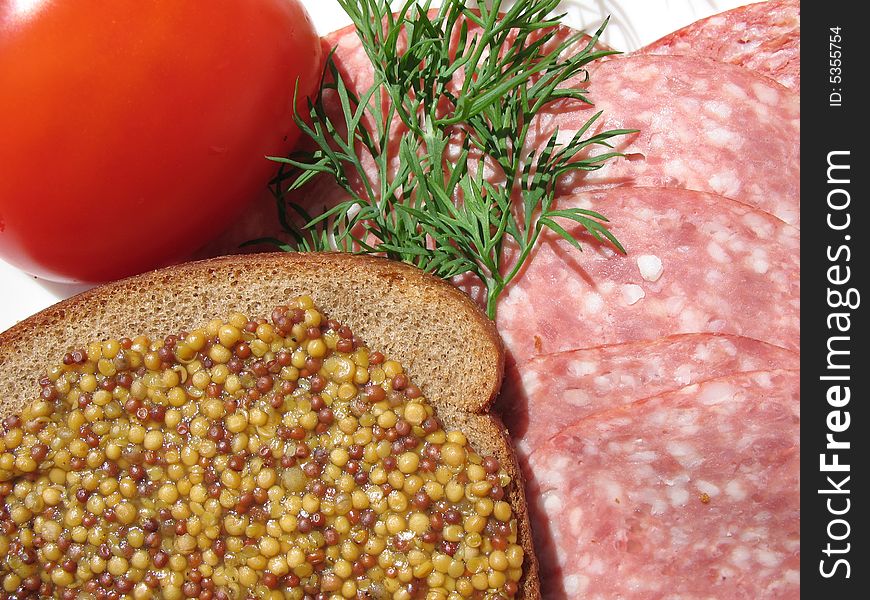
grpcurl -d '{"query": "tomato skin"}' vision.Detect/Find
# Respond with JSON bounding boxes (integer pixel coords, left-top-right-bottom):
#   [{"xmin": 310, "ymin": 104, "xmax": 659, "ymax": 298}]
[{"xmin": 0, "ymin": 0, "xmax": 322, "ymax": 283}]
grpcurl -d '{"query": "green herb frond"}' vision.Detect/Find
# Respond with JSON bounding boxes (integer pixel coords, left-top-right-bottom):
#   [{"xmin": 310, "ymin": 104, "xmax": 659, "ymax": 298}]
[{"xmin": 268, "ymin": 0, "xmax": 633, "ymax": 319}]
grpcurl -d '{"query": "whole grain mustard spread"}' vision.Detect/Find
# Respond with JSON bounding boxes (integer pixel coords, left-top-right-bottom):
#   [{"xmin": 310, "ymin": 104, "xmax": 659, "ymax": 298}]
[{"xmin": 0, "ymin": 296, "xmax": 522, "ymax": 600}]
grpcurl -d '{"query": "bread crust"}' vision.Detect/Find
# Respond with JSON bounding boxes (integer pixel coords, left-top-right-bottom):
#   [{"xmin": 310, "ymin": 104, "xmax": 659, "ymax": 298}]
[{"xmin": 0, "ymin": 252, "xmax": 540, "ymax": 599}]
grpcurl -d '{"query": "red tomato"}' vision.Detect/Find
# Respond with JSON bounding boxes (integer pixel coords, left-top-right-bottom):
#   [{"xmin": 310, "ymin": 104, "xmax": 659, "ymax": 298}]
[{"xmin": 0, "ymin": 0, "xmax": 322, "ymax": 283}]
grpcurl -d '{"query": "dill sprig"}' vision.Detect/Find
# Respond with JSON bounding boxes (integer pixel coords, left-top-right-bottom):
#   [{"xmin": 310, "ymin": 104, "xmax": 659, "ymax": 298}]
[{"xmin": 265, "ymin": 0, "xmax": 633, "ymax": 319}]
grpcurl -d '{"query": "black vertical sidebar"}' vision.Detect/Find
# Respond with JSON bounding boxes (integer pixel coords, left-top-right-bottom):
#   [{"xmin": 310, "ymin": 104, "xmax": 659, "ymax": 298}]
[{"xmin": 802, "ymin": 1, "xmax": 867, "ymax": 596}]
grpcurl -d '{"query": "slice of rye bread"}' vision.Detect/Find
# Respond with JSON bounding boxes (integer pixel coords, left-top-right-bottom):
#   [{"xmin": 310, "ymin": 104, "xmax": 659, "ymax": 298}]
[{"xmin": 0, "ymin": 251, "xmax": 540, "ymax": 598}]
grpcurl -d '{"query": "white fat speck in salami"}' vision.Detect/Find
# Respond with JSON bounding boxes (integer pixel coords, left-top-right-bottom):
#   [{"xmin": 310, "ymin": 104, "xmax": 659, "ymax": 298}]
[
  {"xmin": 635, "ymin": 254, "xmax": 663, "ymax": 281},
  {"xmin": 639, "ymin": 0, "xmax": 800, "ymax": 92},
  {"xmin": 496, "ymin": 333, "xmax": 799, "ymax": 452},
  {"xmin": 552, "ymin": 54, "xmax": 800, "ymax": 226},
  {"xmin": 492, "ymin": 187, "xmax": 800, "ymax": 359},
  {"xmin": 526, "ymin": 369, "xmax": 800, "ymax": 599},
  {"xmin": 621, "ymin": 284, "xmax": 645, "ymax": 305}
]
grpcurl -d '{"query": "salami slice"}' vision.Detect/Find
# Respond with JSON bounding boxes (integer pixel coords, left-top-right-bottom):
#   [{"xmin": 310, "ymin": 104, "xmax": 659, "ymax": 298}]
[
  {"xmin": 549, "ymin": 54, "xmax": 800, "ymax": 226},
  {"xmin": 639, "ymin": 0, "xmax": 800, "ymax": 92},
  {"xmin": 498, "ymin": 333, "xmax": 799, "ymax": 456},
  {"xmin": 192, "ymin": 174, "xmax": 350, "ymax": 259},
  {"xmin": 492, "ymin": 187, "xmax": 800, "ymax": 359},
  {"xmin": 527, "ymin": 369, "xmax": 800, "ymax": 599}
]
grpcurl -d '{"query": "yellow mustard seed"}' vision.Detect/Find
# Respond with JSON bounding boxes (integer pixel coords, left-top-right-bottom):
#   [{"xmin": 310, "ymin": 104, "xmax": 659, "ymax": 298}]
[
  {"xmin": 143, "ymin": 429, "xmax": 164, "ymax": 450},
  {"xmin": 225, "ymin": 413, "xmax": 247, "ymax": 433},
  {"xmin": 398, "ymin": 452, "xmax": 420, "ymax": 474},
  {"xmin": 207, "ymin": 343, "xmax": 230, "ymax": 364},
  {"xmin": 377, "ymin": 410, "xmax": 398, "ymax": 429},
  {"xmin": 441, "ymin": 442, "xmax": 466, "ymax": 467},
  {"xmin": 218, "ymin": 324, "xmax": 242, "ymax": 349}
]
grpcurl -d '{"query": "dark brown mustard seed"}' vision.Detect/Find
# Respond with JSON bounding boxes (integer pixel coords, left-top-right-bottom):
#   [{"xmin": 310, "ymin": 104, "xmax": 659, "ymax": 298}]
[
  {"xmin": 157, "ymin": 346, "xmax": 175, "ymax": 364},
  {"xmin": 395, "ymin": 419, "xmax": 411, "ymax": 436},
  {"xmin": 348, "ymin": 444, "xmax": 364, "ymax": 460},
  {"xmin": 117, "ymin": 372, "xmax": 133, "ymax": 388},
  {"xmin": 182, "ymin": 581, "xmax": 201, "ymax": 598},
  {"xmin": 149, "ymin": 404, "xmax": 167, "ymax": 422},
  {"xmin": 392, "ymin": 373, "xmax": 408, "ymax": 390},
  {"xmin": 29, "ymin": 443, "xmax": 48, "ymax": 462},
  {"xmin": 276, "ymin": 349, "xmax": 292, "ymax": 366},
  {"xmin": 309, "ymin": 373, "xmax": 326, "ymax": 392},
  {"xmin": 250, "ymin": 359, "xmax": 267, "ymax": 378},
  {"xmin": 23, "ymin": 576, "xmax": 41, "ymax": 592},
  {"xmin": 366, "ymin": 384, "xmax": 386, "ymax": 403},
  {"xmin": 255, "ymin": 376, "xmax": 273, "ymax": 393},
  {"xmin": 297, "ymin": 517, "xmax": 312, "ymax": 534},
  {"xmin": 317, "ymin": 407, "xmax": 334, "ymax": 424},
  {"xmin": 309, "ymin": 480, "xmax": 327, "ymax": 497},
  {"xmin": 302, "ymin": 461, "xmax": 321, "ymax": 478},
  {"xmin": 412, "ymin": 492, "xmax": 432, "ymax": 509},
  {"xmin": 2, "ymin": 415, "xmax": 22, "ymax": 431},
  {"xmin": 145, "ymin": 531, "xmax": 163, "ymax": 550},
  {"xmin": 153, "ymin": 551, "xmax": 169, "ymax": 568},
  {"xmin": 261, "ymin": 572, "xmax": 279, "ymax": 590},
  {"xmin": 295, "ymin": 443, "xmax": 310, "ymax": 459},
  {"xmin": 483, "ymin": 455, "xmax": 501, "ymax": 474}
]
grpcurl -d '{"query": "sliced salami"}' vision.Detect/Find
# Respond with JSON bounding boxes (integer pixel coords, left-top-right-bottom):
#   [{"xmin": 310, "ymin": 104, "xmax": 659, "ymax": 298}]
[
  {"xmin": 527, "ymin": 369, "xmax": 800, "ymax": 599},
  {"xmin": 192, "ymin": 174, "xmax": 350, "ymax": 259},
  {"xmin": 491, "ymin": 187, "xmax": 800, "ymax": 359},
  {"xmin": 639, "ymin": 0, "xmax": 800, "ymax": 92},
  {"xmin": 498, "ymin": 333, "xmax": 799, "ymax": 457},
  {"xmin": 549, "ymin": 54, "xmax": 800, "ymax": 226}
]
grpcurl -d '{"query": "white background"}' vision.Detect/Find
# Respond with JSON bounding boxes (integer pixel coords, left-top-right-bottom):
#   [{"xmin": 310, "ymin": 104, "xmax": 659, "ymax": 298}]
[{"xmin": 1, "ymin": 0, "xmax": 752, "ymax": 332}]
